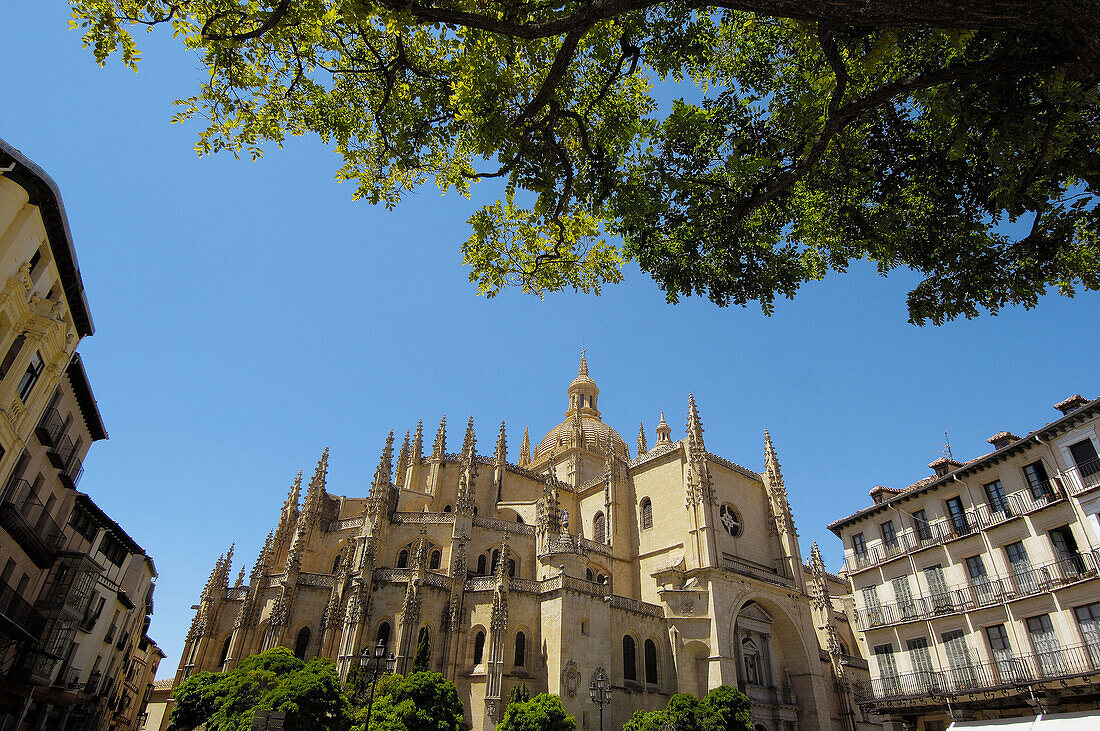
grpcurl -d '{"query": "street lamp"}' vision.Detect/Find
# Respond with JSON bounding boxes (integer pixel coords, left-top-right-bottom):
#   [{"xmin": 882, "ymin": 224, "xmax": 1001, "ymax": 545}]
[
  {"xmin": 359, "ymin": 639, "xmax": 396, "ymax": 729},
  {"xmin": 588, "ymin": 671, "xmax": 612, "ymax": 731}
]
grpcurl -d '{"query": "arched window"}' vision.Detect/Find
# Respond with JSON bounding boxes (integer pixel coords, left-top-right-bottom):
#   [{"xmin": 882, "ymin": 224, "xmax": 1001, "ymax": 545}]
[
  {"xmin": 443, "ymin": 504, "xmax": 452, "ymax": 513},
  {"xmin": 430, "ymin": 550, "xmax": 442, "ymax": 570},
  {"xmin": 516, "ymin": 515, "xmax": 524, "ymax": 524},
  {"xmin": 397, "ymin": 549, "xmax": 409, "ymax": 568},
  {"xmin": 597, "ymin": 574, "xmax": 607, "ymax": 586},
  {"xmin": 593, "ymin": 512, "xmax": 606, "ymax": 543},
  {"xmin": 331, "ymin": 553, "xmax": 342, "ymax": 574},
  {"xmin": 491, "ymin": 549, "xmax": 501, "ymax": 574},
  {"xmin": 377, "ymin": 622, "xmax": 392, "ymax": 654},
  {"xmin": 644, "ymin": 639, "xmax": 658, "ymax": 684},
  {"xmin": 586, "ymin": 568, "xmax": 594, "ymax": 581},
  {"xmin": 294, "ymin": 627, "xmax": 311, "ymax": 660},
  {"xmin": 219, "ymin": 637, "xmax": 231, "ymax": 669},
  {"xmin": 476, "ymin": 555, "xmax": 487, "ymax": 575},
  {"xmin": 473, "ymin": 506, "xmax": 478, "ymax": 516},
  {"xmin": 514, "ymin": 631, "xmax": 526, "ymax": 667},
  {"xmin": 640, "ymin": 498, "xmax": 653, "ymax": 530},
  {"xmin": 623, "ymin": 635, "xmax": 637, "ymax": 681},
  {"xmin": 507, "ymin": 559, "xmax": 516, "ymax": 577},
  {"xmin": 473, "ymin": 631, "xmax": 486, "ymax": 665}
]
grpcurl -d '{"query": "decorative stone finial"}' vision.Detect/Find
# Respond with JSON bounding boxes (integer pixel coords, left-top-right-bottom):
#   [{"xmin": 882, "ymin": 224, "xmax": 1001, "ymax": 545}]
[
  {"xmin": 579, "ymin": 349, "xmax": 588, "ymax": 377},
  {"xmin": 495, "ymin": 420, "xmax": 507, "ymax": 464},
  {"xmin": 462, "ymin": 416, "xmax": 476, "ymax": 456},
  {"xmin": 687, "ymin": 393, "xmax": 704, "ymax": 447},
  {"xmin": 655, "ymin": 412, "xmax": 672, "ymax": 444},
  {"xmin": 638, "ymin": 422, "xmax": 648, "ymax": 455},
  {"xmin": 395, "ymin": 431, "xmax": 411, "ymax": 487},
  {"xmin": 412, "ymin": 419, "xmax": 424, "ymax": 461},
  {"xmin": 433, "ymin": 415, "xmax": 447, "ymax": 458},
  {"xmin": 519, "ymin": 426, "xmax": 531, "ymax": 467}
]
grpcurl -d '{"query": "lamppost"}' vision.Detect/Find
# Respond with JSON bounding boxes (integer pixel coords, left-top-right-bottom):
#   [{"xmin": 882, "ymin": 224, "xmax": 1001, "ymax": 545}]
[
  {"xmin": 359, "ymin": 639, "xmax": 396, "ymax": 729},
  {"xmin": 589, "ymin": 671, "xmax": 612, "ymax": 731}
]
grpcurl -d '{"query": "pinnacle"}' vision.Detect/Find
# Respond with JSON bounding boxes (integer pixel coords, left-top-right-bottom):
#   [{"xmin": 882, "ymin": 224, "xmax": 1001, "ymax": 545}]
[
  {"xmin": 462, "ymin": 415, "xmax": 476, "ymax": 455},
  {"xmin": 638, "ymin": 422, "xmax": 648, "ymax": 454},
  {"xmin": 578, "ymin": 349, "xmax": 588, "ymax": 376},
  {"xmin": 433, "ymin": 415, "xmax": 447, "ymax": 455},
  {"xmin": 519, "ymin": 426, "xmax": 531, "ymax": 466},
  {"xmin": 495, "ymin": 419, "xmax": 507, "ymax": 461}
]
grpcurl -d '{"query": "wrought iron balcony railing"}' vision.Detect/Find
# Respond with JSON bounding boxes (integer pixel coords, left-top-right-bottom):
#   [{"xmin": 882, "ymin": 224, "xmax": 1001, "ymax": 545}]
[
  {"xmin": 35, "ymin": 407, "xmax": 66, "ymax": 447},
  {"xmin": 0, "ymin": 478, "xmax": 65, "ymax": 568},
  {"xmin": 1065, "ymin": 457, "xmax": 1100, "ymax": 496},
  {"xmin": 846, "ymin": 481, "xmax": 1066, "ymax": 574},
  {"xmin": 0, "ymin": 574, "xmax": 47, "ymax": 644},
  {"xmin": 867, "ymin": 643, "xmax": 1100, "ymax": 704},
  {"xmin": 854, "ymin": 551, "xmax": 1100, "ymax": 630}
]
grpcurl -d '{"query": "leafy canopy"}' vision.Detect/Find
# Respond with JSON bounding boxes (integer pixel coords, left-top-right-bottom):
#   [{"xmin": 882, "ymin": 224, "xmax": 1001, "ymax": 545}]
[
  {"xmin": 496, "ymin": 692, "xmax": 576, "ymax": 731},
  {"xmin": 622, "ymin": 686, "xmax": 754, "ymax": 731},
  {"xmin": 71, "ymin": 0, "xmax": 1100, "ymax": 323},
  {"xmin": 169, "ymin": 647, "xmax": 352, "ymax": 731},
  {"xmin": 354, "ymin": 670, "xmax": 465, "ymax": 731}
]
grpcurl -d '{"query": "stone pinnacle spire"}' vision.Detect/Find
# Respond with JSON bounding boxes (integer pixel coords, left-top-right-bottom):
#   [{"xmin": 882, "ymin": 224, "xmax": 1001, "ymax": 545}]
[
  {"xmin": 433, "ymin": 415, "xmax": 447, "ymax": 458},
  {"xmin": 655, "ymin": 412, "xmax": 672, "ymax": 444},
  {"xmin": 519, "ymin": 426, "xmax": 531, "ymax": 467},
  {"xmin": 764, "ymin": 429, "xmax": 783, "ymax": 484},
  {"xmin": 578, "ymin": 349, "xmax": 588, "ymax": 377},
  {"xmin": 462, "ymin": 416, "xmax": 476, "ymax": 457},
  {"xmin": 411, "ymin": 419, "xmax": 423, "ymax": 462},
  {"xmin": 495, "ymin": 420, "xmax": 507, "ymax": 464},
  {"xmin": 283, "ymin": 471, "xmax": 302, "ymax": 513},
  {"xmin": 395, "ymin": 431, "xmax": 411, "ymax": 487},
  {"xmin": 374, "ymin": 430, "xmax": 396, "ymax": 487},
  {"xmin": 638, "ymin": 422, "xmax": 648, "ymax": 455},
  {"xmin": 687, "ymin": 393, "xmax": 704, "ymax": 448}
]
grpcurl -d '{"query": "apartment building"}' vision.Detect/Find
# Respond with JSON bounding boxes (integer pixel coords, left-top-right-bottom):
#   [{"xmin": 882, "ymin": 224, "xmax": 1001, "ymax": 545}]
[
  {"xmin": 0, "ymin": 138, "xmax": 159, "ymax": 730},
  {"xmin": 829, "ymin": 394, "xmax": 1100, "ymax": 731}
]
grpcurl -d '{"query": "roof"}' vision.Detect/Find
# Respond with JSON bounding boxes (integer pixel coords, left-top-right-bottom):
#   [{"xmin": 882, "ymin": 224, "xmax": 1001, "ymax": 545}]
[
  {"xmin": 0, "ymin": 138, "xmax": 94, "ymax": 337},
  {"xmin": 828, "ymin": 395, "xmax": 1100, "ymax": 534},
  {"xmin": 75, "ymin": 492, "xmax": 145, "ymax": 555},
  {"xmin": 66, "ymin": 353, "xmax": 107, "ymax": 441},
  {"xmin": 152, "ymin": 678, "xmax": 175, "ymax": 690}
]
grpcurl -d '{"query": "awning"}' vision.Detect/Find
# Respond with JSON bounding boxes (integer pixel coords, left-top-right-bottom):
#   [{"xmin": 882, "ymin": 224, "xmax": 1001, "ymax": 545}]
[{"xmin": 950, "ymin": 711, "xmax": 1100, "ymax": 730}]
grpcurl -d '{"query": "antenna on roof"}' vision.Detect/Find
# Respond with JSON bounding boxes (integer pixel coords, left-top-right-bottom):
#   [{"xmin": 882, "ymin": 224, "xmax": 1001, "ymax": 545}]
[{"xmin": 933, "ymin": 428, "xmax": 953, "ymax": 460}]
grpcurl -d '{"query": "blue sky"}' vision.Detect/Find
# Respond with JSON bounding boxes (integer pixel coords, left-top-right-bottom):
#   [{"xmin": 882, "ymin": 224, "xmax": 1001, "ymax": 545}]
[{"xmin": 3, "ymin": 5, "xmax": 1098, "ymax": 678}]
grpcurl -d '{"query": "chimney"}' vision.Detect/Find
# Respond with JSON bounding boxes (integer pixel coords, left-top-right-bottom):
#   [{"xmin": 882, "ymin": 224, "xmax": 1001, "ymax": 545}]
[
  {"xmin": 1054, "ymin": 395, "xmax": 1090, "ymax": 416},
  {"xmin": 986, "ymin": 431, "xmax": 1020, "ymax": 451},
  {"xmin": 929, "ymin": 457, "xmax": 963, "ymax": 478}
]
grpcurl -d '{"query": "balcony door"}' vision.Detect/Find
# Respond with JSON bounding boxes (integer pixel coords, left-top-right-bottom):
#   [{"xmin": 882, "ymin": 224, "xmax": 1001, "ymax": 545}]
[
  {"xmin": 1005, "ymin": 541, "xmax": 1037, "ymax": 595},
  {"xmin": 1027, "ymin": 614, "xmax": 1066, "ymax": 677},
  {"xmin": 924, "ymin": 565, "xmax": 952, "ymax": 614},
  {"xmin": 941, "ymin": 630, "xmax": 977, "ymax": 690},
  {"xmin": 1075, "ymin": 602, "xmax": 1100, "ymax": 668}
]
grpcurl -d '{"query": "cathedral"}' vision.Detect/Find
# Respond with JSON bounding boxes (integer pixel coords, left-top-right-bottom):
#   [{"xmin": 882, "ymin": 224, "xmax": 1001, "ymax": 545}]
[{"xmin": 176, "ymin": 356, "xmax": 876, "ymax": 731}]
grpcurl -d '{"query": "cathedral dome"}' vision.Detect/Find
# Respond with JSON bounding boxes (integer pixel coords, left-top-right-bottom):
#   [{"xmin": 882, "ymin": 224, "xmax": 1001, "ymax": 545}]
[{"xmin": 534, "ymin": 353, "xmax": 629, "ymax": 461}]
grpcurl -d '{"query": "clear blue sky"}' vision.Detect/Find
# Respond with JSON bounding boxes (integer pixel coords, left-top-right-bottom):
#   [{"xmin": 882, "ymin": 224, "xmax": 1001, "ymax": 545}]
[{"xmin": 3, "ymin": 5, "xmax": 1098, "ymax": 678}]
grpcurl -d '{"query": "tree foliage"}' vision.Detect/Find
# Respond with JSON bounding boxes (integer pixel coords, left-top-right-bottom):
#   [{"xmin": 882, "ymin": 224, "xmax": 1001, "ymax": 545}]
[
  {"xmin": 168, "ymin": 647, "xmax": 352, "ymax": 731},
  {"xmin": 71, "ymin": 0, "xmax": 1100, "ymax": 323},
  {"xmin": 354, "ymin": 671, "xmax": 465, "ymax": 731},
  {"xmin": 412, "ymin": 627, "xmax": 431, "ymax": 672},
  {"xmin": 622, "ymin": 686, "xmax": 754, "ymax": 731},
  {"xmin": 496, "ymin": 693, "xmax": 576, "ymax": 731}
]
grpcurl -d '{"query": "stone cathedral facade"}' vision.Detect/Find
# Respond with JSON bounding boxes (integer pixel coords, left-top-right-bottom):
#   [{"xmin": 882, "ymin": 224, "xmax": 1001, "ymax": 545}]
[{"xmin": 175, "ymin": 357, "xmax": 877, "ymax": 731}]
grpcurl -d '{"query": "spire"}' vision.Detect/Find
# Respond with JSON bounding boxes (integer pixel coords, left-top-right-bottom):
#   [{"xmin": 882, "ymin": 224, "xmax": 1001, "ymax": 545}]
[
  {"xmin": 655, "ymin": 412, "xmax": 672, "ymax": 445},
  {"xmin": 235, "ymin": 564, "xmax": 246, "ymax": 588},
  {"xmin": 519, "ymin": 427, "xmax": 531, "ymax": 467},
  {"xmin": 578, "ymin": 349, "xmax": 588, "ymax": 377},
  {"xmin": 395, "ymin": 431, "xmax": 411, "ymax": 487},
  {"xmin": 638, "ymin": 422, "xmax": 648, "ymax": 455},
  {"xmin": 462, "ymin": 416, "xmax": 476, "ymax": 458},
  {"xmin": 283, "ymin": 471, "xmax": 302, "ymax": 514},
  {"xmin": 309, "ymin": 448, "xmax": 329, "ymax": 492},
  {"xmin": 687, "ymin": 393, "xmax": 704, "ymax": 449},
  {"xmin": 764, "ymin": 429, "xmax": 783, "ymax": 486},
  {"xmin": 411, "ymin": 419, "xmax": 424, "ymax": 462},
  {"xmin": 301, "ymin": 448, "xmax": 329, "ymax": 522},
  {"xmin": 250, "ymin": 532, "xmax": 273, "ymax": 585},
  {"xmin": 433, "ymin": 415, "xmax": 447, "ymax": 459},
  {"xmin": 374, "ymin": 431, "xmax": 395, "ymax": 487},
  {"xmin": 222, "ymin": 543, "xmax": 235, "ymax": 588},
  {"xmin": 495, "ymin": 420, "xmax": 507, "ymax": 464}
]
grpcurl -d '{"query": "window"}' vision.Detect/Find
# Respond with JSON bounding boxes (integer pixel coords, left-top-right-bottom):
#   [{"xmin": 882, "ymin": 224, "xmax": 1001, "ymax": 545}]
[
  {"xmin": 507, "ymin": 558, "xmax": 516, "ymax": 577},
  {"xmin": 476, "ymin": 555, "xmax": 487, "ymax": 575},
  {"xmin": 873, "ymin": 644, "xmax": 900, "ymax": 695},
  {"xmin": 924, "ymin": 565, "xmax": 952, "ymax": 613},
  {"xmin": 1005, "ymin": 541, "xmax": 1037, "ymax": 594},
  {"xmin": 429, "ymin": 550, "xmax": 442, "ymax": 570},
  {"xmin": 397, "ymin": 550, "xmax": 409, "ymax": 568},
  {"xmin": 644, "ymin": 639, "xmax": 658, "ymax": 684},
  {"xmin": 892, "ymin": 575, "xmax": 916, "ymax": 620},
  {"xmin": 16, "ymin": 351, "xmax": 44, "ymax": 402},
  {"xmin": 945, "ymin": 496, "xmax": 970, "ymax": 534},
  {"xmin": 862, "ymin": 585, "xmax": 883, "ymax": 627},
  {"xmin": 99, "ymin": 533, "xmax": 126, "ymax": 567},
  {"xmin": 514, "ymin": 632, "xmax": 526, "ymax": 667},
  {"xmin": 1026, "ymin": 614, "xmax": 1066, "ymax": 676},
  {"xmin": 1074, "ymin": 602, "xmax": 1100, "ymax": 666},
  {"xmin": 640, "ymin": 498, "xmax": 652, "ymax": 530},
  {"xmin": 906, "ymin": 638, "xmax": 934, "ymax": 691},
  {"xmin": 331, "ymin": 554, "xmax": 342, "ymax": 574},
  {"xmin": 985, "ymin": 624, "xmax": 1021, "ymax": 682},
  {"xmin": 880, "ymin": 520, "xmax": 897, "ymax": 549},
  {"xmin": 69, "ymin": 506, "xmax": 98, "ymax": 542},
  {"xmin": 443, "ymin": 505, "xmax": 452, "ymax": 513},
  {"xmin": 622, "ymin": 635, "xmax": 637, "ymax": 681},
  {"xmin": 983, "ymin": 480, "xmax": 1011, "ymax": 517},
  {"xmin": 219, "ymin": 637, "xmax": 232, "ymax": 668},
  {"xmin": 965, "ymin": 555, "xmax": 995, "ymax": 605},
  {"xmin": 719, "ymin": 504, "xmax": 743, "ymax": 536},
  {"xmin": 593, "ymin": 512, "xmax": 605, "ymax": 544},
  {"xmin": 1049, "ymin": 526, "xmax": 1086, "ymax": 575},
  {"xmin": 1069, "ymin": 438, "xmax": 1100, "ymax": 478},
  {"xmin": 491, "ymin": 549, "xmax": 500, "ymax": 574},
  {"xmin": 473, "ymin": 631, "xmax": 486, "ymax": 665},
  {"xmin": 1022, "ymin": 461, "xmax": 1053, "ymax": 500},
  {"xmin": 941, "ymin": 630, "xmax": 976, "ymax": 689},
  {"xmin": 912, "ymin": 510, "xmax": 933, "ymax": 542},
  {"xmin": 852, "ymin": 533, "xmax": 867, "ymax": 556},
  {"xmin": 0, "ymin": 334, "xmax": 26, "ymax": 380},
  {"xmin": 586, "ymin": 568, "xmax": 593, "ymax": 581}
]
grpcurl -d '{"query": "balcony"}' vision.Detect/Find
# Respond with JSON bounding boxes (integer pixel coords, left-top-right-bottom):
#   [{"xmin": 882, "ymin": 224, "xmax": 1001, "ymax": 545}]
[
  {"xmin": 35, "ymin": 408, "xmax": 66, "ymax": 447},
  {"xmin": 846, "ymin": 482, "xmax": 1066, "ymax": 574},
  {"xmin": 46, "ymin": 434, "xmax": 84, "ymax": 489},
  {"xmin": 853, "ymin": 551, "xmax": 1100, "ymax": 631},
  {"xmin": 0, "ymin": 574, "xmax": 47, "ymax": 644},
  {"xmin": 866, "ymin": 643, "xmax": 1100, "ymax": 706},
  {"xmin": 1065, "ymin": 457, "xmax": 1100, "ymax": 496},
  {"xmin": 0, "ymin": 478, "xmax": 65, "ymax": 568},
  {"xmin": 721, "ymin": 556, "xmax": 795, "ymax": 587}
]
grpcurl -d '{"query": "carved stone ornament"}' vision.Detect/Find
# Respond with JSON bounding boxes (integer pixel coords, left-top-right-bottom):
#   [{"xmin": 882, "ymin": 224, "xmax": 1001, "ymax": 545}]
[{"xmin": 563, "ymin": 660, "xmax": 581, "ymax": 698}]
